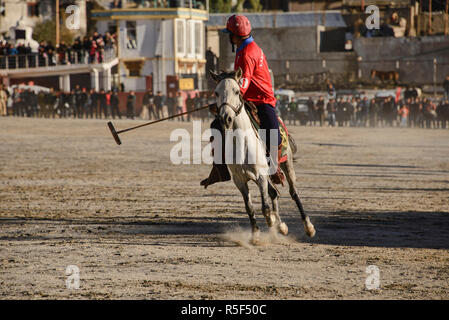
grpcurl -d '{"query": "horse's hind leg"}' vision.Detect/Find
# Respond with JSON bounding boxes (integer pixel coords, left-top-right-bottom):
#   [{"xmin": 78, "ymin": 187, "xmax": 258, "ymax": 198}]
[
  {"xmin": 281, "ymin": 154, "xmax": 316, "ymax": 237},
  {"xmin": 267, "ymin": 181, "xmax": 288, "ymax": 235},
  {"xmin": 235, "ymin": 180, "xmax": 260, "ymax": 243},
  {"xmin": 256, "ymin": 175, "xmax": 276, "ymax": 230}
]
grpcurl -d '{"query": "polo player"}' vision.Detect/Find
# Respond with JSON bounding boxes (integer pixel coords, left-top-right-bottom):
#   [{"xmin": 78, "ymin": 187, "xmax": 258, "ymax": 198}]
[{"xmin": 201, "ymin": 14, "xmax": 284, "ymax": 188}]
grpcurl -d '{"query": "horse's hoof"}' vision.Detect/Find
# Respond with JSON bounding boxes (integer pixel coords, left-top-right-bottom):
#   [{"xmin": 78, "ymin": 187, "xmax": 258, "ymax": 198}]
[
  {"xmin": 278, "ymin": 222, "xmax": 288, "ymax": 236},
  {"xmin": 305, "ymin": 223, "xmax": 316, "ymax": 238},
  {"xmin": 251, "ymin": 230, "xmax": 260, "ymax": 245}
]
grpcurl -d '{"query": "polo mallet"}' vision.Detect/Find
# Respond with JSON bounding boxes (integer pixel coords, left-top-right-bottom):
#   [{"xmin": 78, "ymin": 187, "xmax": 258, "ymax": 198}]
[{"xmin": 107, "ymin": 104, "xmax": 214, "ymax": 145}]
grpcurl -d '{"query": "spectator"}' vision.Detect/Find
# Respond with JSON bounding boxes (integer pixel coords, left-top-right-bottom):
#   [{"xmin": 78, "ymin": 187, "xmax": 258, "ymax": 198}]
[
  {"xmin": 141, "ymin": 90, "xmax": 151, "ymax": 120},
  {"xmin": 444, "ymin": 75, "xmax": 449, "ymax": 100},
  {"xmin": 176, "ymin": 91, "xmax": 184, "ymax": 121},
  {"xmin": 154, "ymin": 90, "xmax": 165, "ymax": 119},
  {"xmin": 327, "ymin": 98, "xmax": 337, "ymax": 127},
  {"xmin": 287, "ymin": 98, "xmax": 297, "ymax": 125},
  {"xmin": 326, "ymin": 81, "xmax": 336, "ymax": 99},
  {"xmin": 307, "ymin": 97, "xmax": 316, "ymax": 126},
  {"xmin": 166, "ymin": 92, "xmax": 176, "ymax": 120},
  {"xmin": 110, "ymin": 90, "xmax": 121, "ymax": 119},
  {"xmin": 316, "ymin": 96, "xmax": 325, "ymax": 127},
  {"xmin": 0, "ymin": 84, "xmax": 8, "ymax": 116},
  {"xmin": 389, "ymin": 12, "xmax": 407, "ymax": 38},
  {"xmin": 99, "ymin": 89, "xmax": 107, "ymax": 118},
  {"xmin": 127, "ymin": 91, "xmax": 136, "ymax": 119},
  {"xmin": 398, "ymin": 104, "xmax": 409, "ymax": 128},
  {"xmin": 369, "ymin": 98, "xmax": 379, "ymax": 127},
  {"xmin": 185, "ymin": 93, "xmax": 194, "ymax": 121}
]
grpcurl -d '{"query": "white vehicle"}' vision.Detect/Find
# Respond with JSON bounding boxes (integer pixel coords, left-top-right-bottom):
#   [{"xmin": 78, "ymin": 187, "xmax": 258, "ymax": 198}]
[
  {"xmin": 7, "ymin": 84, "xmax": 50, "ymax": 95},
  {"xmin": 274, "ymin": 89, "xmax": 295, "ymax": 102}
]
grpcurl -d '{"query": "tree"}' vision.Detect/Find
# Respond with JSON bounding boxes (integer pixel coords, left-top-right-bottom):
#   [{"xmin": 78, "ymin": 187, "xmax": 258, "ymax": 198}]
[
  {"xmin": 32, "ymin": 11, "xmax": 74, "ymax": 45},
  {"xmin": 210, "ymin": 0, "xmax": 233, "ymax": 13},
  {"xmin": 210, "ymin": 0, "xmax": 263, "ymax": 13},
  {"xmin": 248, "ymin": 0, "xmax": 263, "ymax": 12}
]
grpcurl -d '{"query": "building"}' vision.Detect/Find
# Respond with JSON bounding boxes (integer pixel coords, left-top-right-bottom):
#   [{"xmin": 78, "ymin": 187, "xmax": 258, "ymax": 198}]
[
  {"xmin": 207, "ymin": 11, "xmax": 354, "ymax": 90},
  {"xmin": 91, "ymin": 1, "xmax": 209, "ymax": 94},
  {"xmin": 0, "ymin": 0, "xmax": 87, "ymax": 38},
  {"xmin": 206, "ymin": 10, "xmax": 449, "ymax": 90}
]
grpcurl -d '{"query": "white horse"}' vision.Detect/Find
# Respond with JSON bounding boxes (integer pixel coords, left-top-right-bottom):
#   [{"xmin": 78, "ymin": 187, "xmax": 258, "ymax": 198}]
[{"xmin": 210, "ymin": 68, "xmax": 315, "ymax": 243}]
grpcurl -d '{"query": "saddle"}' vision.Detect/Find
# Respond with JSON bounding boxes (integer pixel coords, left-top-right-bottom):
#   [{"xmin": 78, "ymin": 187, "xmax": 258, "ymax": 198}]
[{"xmin": 244, "ymin": 100, "xmax": 289, "ymax": 165}]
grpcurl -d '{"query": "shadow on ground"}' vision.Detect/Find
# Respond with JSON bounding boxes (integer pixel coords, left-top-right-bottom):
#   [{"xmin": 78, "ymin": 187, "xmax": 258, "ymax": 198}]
[{"xmin": 1, "ymin": 209, "xmax": 448, "ymax": 249}]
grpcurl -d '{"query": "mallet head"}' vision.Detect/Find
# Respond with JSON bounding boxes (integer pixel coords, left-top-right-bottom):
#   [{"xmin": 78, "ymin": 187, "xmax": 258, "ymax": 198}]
[{"xmin": 107, "ymin": 121, "xmax": 122, "ymax": 145}]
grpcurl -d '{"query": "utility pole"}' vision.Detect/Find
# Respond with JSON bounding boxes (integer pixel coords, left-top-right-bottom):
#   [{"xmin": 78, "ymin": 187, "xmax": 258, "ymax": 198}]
[
  {"xmin": 428, "ymin": 0, "xmax": 432, "ymax": 35},
  {"xmin": 445, "ymin": 0, "xmax": 448, "ymax": 35},
  {"xmin": 56, "ymin": 0, "xmax": 60, "ymax": 46},
  {"xmin": 433, "ymin": 58, "xmax": 437, "ymax": 98}
]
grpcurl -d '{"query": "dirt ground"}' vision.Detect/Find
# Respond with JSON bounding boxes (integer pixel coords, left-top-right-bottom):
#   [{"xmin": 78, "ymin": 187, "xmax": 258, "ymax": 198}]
[{"xmin": 0, "ymin": 117, "xmax": 448, "ymax": 300}]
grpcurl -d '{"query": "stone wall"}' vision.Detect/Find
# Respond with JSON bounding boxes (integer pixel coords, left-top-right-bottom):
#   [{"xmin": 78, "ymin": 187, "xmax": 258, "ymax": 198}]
[
  {"xmin": 216, "ymin": 26, "xmax": 449, "ymax": 90},
  {"xmin": 353, "ymin": 36, "xmax": 449, "ymax": 86}
]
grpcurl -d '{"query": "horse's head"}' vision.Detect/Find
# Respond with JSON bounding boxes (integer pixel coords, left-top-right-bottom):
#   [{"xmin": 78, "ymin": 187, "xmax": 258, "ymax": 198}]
[{"xmin": 209, "ymin": 68, "xmax": 243, "ymax": 130}]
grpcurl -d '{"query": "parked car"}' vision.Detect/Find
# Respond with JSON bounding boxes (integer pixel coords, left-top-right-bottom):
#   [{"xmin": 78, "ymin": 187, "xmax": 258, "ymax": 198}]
[{"xmin": 295, "ymin": 98, "xmax": 309, "ymax": 125}]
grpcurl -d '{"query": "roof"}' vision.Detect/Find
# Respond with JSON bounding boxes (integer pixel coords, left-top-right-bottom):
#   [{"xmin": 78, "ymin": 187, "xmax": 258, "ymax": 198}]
[
  {"xmin": 207, "ymin": 11, "xmax": 347, "ymax": 29},
  {"xmin": 342, "ymin": 0, "xmax": 411, "ymax": 8}
]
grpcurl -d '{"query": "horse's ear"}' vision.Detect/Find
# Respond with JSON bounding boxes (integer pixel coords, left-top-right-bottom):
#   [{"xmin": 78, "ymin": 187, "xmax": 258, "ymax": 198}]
[
  {"xmin": 235, "ymin": 67, "xmax": 243, "ymax": 81},
  {"xmin": 209, "ymin": 69, "xmax": 220, "ymax": 83}
]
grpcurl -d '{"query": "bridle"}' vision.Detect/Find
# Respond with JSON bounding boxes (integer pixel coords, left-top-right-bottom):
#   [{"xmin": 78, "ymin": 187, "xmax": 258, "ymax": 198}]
[{"xmin": 217, "ymin": 79, "xmax": 244, "ymax": 117}]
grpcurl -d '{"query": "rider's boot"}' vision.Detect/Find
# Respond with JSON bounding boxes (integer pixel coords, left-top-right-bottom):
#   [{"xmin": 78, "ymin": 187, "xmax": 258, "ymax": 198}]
[
  {"xmin": 268, "ymin": 147, "xmax": 285, "ymax": 186},
  {"xmin": 200, "ymin": 163, "xmax": 231, "ymax": 189}
]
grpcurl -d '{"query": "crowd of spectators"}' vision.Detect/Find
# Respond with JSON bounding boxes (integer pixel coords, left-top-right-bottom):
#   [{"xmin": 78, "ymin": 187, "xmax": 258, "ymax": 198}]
[
  {"xmin": 1, "ymin": 83, "xmax": 448, "ymax": 129},
  {"xmin": 0, "ymin": 85, "xmax": 215, "ymax": 122},
  {"xmin": 109, "ymin": 0, "xmax": 205, "ymax": 9},
  {"xmin": 139, "ymin": 89, "xmax": 214, "ymax": 122},
  {"xmin": 278, "ymin": 94, "xmax": 449, "ymax": 129},
  {"xmin": 0, "ymin": 86, "xmax": 122, "ymax": 119},
  {"xmin": 0, "ymin": 32, "xmax": 117, "ymax": 69}
]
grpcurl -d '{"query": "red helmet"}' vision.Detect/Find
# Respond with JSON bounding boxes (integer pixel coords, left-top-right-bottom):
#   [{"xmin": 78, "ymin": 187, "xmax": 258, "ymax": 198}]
[{"xmin": 224, "ymin": 15, "xmax": 251, "ymax": 37}]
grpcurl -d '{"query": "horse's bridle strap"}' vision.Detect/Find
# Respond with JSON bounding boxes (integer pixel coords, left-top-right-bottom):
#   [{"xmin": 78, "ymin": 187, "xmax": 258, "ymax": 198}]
[{"xmin": 218, "ymin": 94, "xmax": 244, "ymax": 115}]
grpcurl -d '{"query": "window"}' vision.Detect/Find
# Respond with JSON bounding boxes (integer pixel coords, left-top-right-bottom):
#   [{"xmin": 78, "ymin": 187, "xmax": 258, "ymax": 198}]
[
  {"xmin": 126, "ymin": 21, "xmax": 137, "ymax": 49},
  {"xmin": 15, "ymin": 29, "xmax": 26, "ymax": 40},
  {"xmin": 129, "ymin": 69, "xmax": 140, "ymax": 77},
  {"xmin": 176, "ymin": 20, "xmax": 184, "ymax": 55},
  {"xmin": 186, "ymin": 21, "xmax": 192, "ymax": 55},
  {"xmin": 108, "ymin": 22, "xmax": 117, "ymax": 35},
  {"xmin": 195, "ymin": 22, "xmax": 202, "ymax": 55},
  {"xmin": 123, "ymin": 60, "xmax": 144, "ymax": 77},
  {"xmin": 27, "ymin": 2, "xmax": 39, "ymax": 17}
]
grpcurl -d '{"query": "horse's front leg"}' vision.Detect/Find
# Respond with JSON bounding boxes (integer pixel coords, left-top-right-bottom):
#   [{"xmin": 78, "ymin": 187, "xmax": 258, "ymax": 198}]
[
  {"xmin": 257, "ymin": 175, "xmax": 276, "ymax": 229},
  {"xmin": 234, "ymin": 179, "xmax": 260, "ymax": 243}
]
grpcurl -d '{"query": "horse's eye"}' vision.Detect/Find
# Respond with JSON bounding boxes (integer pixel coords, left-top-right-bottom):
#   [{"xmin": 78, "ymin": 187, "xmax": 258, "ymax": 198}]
[{"xmin": 215, "ymin": 92, "xmax": 219, "ymax": 97}]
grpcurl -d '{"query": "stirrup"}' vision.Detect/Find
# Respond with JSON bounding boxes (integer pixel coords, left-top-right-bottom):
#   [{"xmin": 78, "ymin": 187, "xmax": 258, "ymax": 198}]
[{"xmin": 200, "ymin": 164, "xmax": 231, "ymax": 189}]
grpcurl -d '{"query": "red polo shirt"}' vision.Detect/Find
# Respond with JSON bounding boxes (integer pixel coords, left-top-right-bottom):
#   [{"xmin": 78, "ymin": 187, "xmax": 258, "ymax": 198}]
[{"xmin": 234, "ymin": 36, "xmax": 276, "ymax": 107}]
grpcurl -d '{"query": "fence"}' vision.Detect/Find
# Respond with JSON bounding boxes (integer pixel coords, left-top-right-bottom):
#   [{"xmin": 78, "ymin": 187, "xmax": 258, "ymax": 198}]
[{"xmin": 0, "ymin": 48, "xmax": 117, "ymax": 70}]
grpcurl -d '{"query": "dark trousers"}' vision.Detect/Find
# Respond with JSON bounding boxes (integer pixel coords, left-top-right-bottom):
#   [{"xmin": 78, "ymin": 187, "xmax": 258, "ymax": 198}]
[
  {"xmin": 256, "ymin": 103, "xmax": 281, "ymax": 152},
  {"xmin": 111, "ymin": 104, "xmax": 121, "ymax": 119}
]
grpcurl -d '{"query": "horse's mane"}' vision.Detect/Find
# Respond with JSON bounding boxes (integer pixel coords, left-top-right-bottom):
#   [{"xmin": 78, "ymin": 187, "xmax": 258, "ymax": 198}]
[{"xmin": 209, "ymin": 68, "xmax": 242, "ymax": 84}]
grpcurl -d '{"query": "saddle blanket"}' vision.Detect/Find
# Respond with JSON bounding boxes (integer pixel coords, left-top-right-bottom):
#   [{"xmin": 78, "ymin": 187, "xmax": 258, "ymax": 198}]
[{"xmin": 245, "ymin": 103, "xmax": 289, "ymax": 164}]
